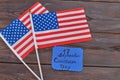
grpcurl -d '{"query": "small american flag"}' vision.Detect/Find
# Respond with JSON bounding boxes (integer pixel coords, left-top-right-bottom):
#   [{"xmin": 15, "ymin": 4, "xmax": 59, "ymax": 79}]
[
  {"xmin": 32, "ymin": 8, "xmax": 92, "ymax": 48},
  {"xmin": 18, "ymin": 2, "xmax": 49, "ymax": 51},
  {"xmin": 0, "ymin": 19, "xmax": 34, "ymax": 59},
  {"xmin": 18, "ymin": 2, "xmax": 49, "ymax": 30}
]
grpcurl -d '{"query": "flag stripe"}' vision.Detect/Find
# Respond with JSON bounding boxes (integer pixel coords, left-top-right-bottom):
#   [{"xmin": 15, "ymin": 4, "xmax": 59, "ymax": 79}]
[
  {"xmin": 37, "ymin": 32, "xmax": 90, "ymax": 42},
  {"xmin": 23, "ymin": 18, "xmax": 30, "ymax": 26},
  {"xmin": 36, "ymin": 26, "xmax": 89, "ymax": 36},
  {"xmin": 32, "ymin": 5, "xmax": 43, "ymax": 14},
  {"xmin": 36, "ymin": 29, "xmax": 90, "ymax": 40},
  {"xmin": 57, "ymin": 12, "xmax": 85, "ymax": 18},
  {"xmin": 37, "ymin": 34, "xmax": 91, "ymax": 45},
  {"xmin": 17, "ymin": 40, "xmax": 34, "ymax": 54},
  {"xmin": 30, "ymin": 3, "xmax": 42, "ymax": 13},
  {"xmin": 38, "ymin": 37, "xmax": 92, "ymax": 49},
  {"xmin": 57, "ymin": 15, "xmax": 86, "ymax": 21},
  {"xmin": 58, "ymin": 18, "xmax": 86, "ymax": 23},
  {"xmin": 59, "ymin": 22, "xmax": 88, "ymax": 28},
  {"xmin": 21, "ymin": 15, "xmax": 30, "ymax": 24},
  {"xmin": 21, "ymin": 46, "xmax": 35, "ymax": 59},
  {"xmin": 19, "ymin": 10, "xmax": 29, "ymax": 21},
  {"xmin": 59, "ymin": 20, "xmax": 87, "ymax": 26},
  {"xmin": 57, "ymin": 8, "xmax": 84, "ymax": 14},
  {"xmin": 18, "ymin": 43, "xmax": 34, "ymax": 57},
  {"xmin": 41, "ymin": 8, "xmax": 48, "ymax": 14},
  {"xmin": 15, "ymin": 36, "xmax": 33, "ymax": 52}
]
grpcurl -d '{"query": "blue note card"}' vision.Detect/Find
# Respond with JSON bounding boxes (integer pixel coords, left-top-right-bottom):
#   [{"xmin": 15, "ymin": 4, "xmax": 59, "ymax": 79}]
[{"xmin": 52, "ymin": 46, "xmax": 83, "ymax": 72}]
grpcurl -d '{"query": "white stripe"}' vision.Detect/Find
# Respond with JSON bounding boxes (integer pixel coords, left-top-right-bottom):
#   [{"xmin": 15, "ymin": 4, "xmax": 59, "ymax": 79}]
[
  {"xmin": 44, "ymin": 10, "xmax": 49, "ymax": 13},
  {"xmin": 26, "ymin": 24, "xmax": 31, "ymax": 29},
  {"xmin": 35, "ymin": 24, "xmax": 88, "ymax": 34},
  {"xmin": 59, "ymin": 20, "xmax": 87, "ymax": 26},
  {"xmin": 36, "ymin": 29, "xmax": 90, "ymax": 40},
  {"xmin": 31, "ymin": 4, "xmax": 42, "ymax": 12},
  {"xmin": 58, "ymin": 15, "xmax": 86, "ymax": 21},
  {"xmin": 15, "ymin": 36, "xmax": 33, "ymax": 52},
  {"xmin": 19, "ymin": 13, "xmax": 29, "ymax": 21},
  {"xmin": 38, "ymin": 34, "xmax": 91, "ymax": 45},
  {"xmin": 23, "ymin": 18, "xmax": 30, "ymax": 25},
  {"xmin": 57, "ymin": 10, "xmax": 84, "ymax": 16},
  {"xmin": 12, "ymin": 31, "xmax": 32, "ymax": 47},
  {"xmin": 18, "ymin": 43, "xmax": 34, "ymax": 57},
  {"xmin": 35, "ymin": 7, "xmax": 46, "ymax": 14}
]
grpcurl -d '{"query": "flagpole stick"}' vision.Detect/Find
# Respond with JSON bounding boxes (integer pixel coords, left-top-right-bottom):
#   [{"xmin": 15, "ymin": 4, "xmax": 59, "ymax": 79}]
[
  {"xmin": 0, "ymin": 33, "xmax": 41, "ymax": 80},
  {"xmin": 29, "ymin": 11, "xmax": 44, "ymax": 80}
]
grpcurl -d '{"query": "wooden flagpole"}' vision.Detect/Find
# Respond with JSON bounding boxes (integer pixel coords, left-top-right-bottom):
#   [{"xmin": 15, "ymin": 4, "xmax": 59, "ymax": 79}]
[
  {"xmin": 29, "ymin": 11, "xmax": 44, "ymax": 80},
  {"xmin": 0, "ymin": 33, "xmax": 41, "ymax": 80}
]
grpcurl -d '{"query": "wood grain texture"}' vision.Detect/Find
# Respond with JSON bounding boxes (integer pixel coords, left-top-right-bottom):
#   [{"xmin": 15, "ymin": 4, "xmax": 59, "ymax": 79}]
[
  {"xmin": 0, "ymin": 1, "xmax": 120, "ymax": 32},
  {"xmin": 0, "ymin": 63, "xmax": 120, "ymax": 80},
  {"xmin": 89, "ymin": 0, "xmax": 120, "ymax": 2},
  {"xmin": 0, "ymin": 0, "xmax": 120, "ymax": 80},
  {"xmin": 0, "ymin": 33, "xmax": 120, "ymax": 67},
  {"xmin": 65, "ymin": 0, "xmax": 120, "ymax": 2}
]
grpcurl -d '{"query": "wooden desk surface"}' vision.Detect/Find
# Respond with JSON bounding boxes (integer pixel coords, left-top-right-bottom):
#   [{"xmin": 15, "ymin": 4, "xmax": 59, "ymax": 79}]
[{"xmin": 0, "ymin": 0, "xmax": 120, "ymax": 80}]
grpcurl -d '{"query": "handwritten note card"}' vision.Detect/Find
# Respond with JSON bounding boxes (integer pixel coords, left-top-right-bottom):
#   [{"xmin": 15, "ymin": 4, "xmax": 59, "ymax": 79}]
[{"xmin": 52, "ymin": 46, "xmax": 83, "ymax": 72}]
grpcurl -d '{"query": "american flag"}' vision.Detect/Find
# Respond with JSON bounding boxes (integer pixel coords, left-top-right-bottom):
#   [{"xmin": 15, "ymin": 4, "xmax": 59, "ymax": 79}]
[
  {"xmin": 18, "ymin": 2, "xmax": 49, "ymax": 53},
  {"xmin": 32, "ymin": 8, "xmax": 92, "ymax": 48},
  {"xmin": 18, "ymin": 2, "xmax": 49, "ymax": 30},
  {"xmin": 0, "ymin": 19, "xmax": 33, "ymax": 59}
]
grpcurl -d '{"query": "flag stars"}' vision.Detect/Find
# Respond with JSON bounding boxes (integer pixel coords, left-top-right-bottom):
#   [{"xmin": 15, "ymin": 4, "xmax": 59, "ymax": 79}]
[
  {"xmin": 1, "ymin": 19, "xmax": 29, "ymax": 46},
  {"xmin": 32, "ymin": 12, "xmax": 59, "ymax": 32}
]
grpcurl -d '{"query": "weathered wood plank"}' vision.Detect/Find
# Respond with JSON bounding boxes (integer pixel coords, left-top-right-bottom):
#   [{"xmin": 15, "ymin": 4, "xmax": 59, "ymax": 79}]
[
  {"xmin": 0, "ymin": 1, "xmax": 120, "ymax": 20},
  {"xmin": 0, "ymin": 1, "xmax": 120, "ymax": 33},
  {"xmin": 90, "ymin": 0, "xmax": 120, "ymax": 2},
  {"xmin": 89, "ymin": 20, "xmax": 120, "ymax": 33},
  {"xmin": 66, "ymin": 0, "xmax": 120, "ymax": 2},
  {"xmin": 0, "ymin": 63, "xmax": 120, "ymax": 80},
  {"xmin": 0, "ymin": 33, "xmax": 120, "ymax": 67}
]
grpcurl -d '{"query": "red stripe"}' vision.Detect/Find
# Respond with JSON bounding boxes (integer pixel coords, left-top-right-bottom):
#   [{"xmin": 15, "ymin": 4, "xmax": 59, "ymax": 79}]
[
  {"xmin": 18, "ymin": 10, "xmax": 29, "ymax": 20},
  {"xmin": 21, "ymin": 46, "xmax": 35, "ymax": 59},
  {"xmin": 38, "ymin": 37, "xmax": 92, "ymax": 48},
  {"xmin": 57, "ymin": 8, "xmax": 84, "ymax": 14},
  {"xmin": 59, "ymin": 22, "xmax": 88, "ymax": 28},
  {"xmin": 57, "ymin": 12, "xmax": 85, "ymax": 18},
  {"xmin": 13, "ymin": 32, "xmax": 32, "ymax": 50},
  {"xmin": 58, "ymin": 18, "xmax": 87, "ymax": 23},
  {"xmin": 21, "ymin": 15, "xmax": 29, "ymax": 23},
  {"xmin": 36, "ymin": 27, "xmax": 89, "ymax": 36},
  {"xmin": 41, "ymin": 8, "xmax": 48, "ymax": 14},
  {"xmin": 37, "ymin": 32, "xmax": 90, "ymax": 42},
  {"xmin": 28, "ymin": 26, "xmax": 32, "ymax": 30},
  {"xmin": 32, "ymin": 5, "xmax": 43, "ymax": 14},
  {"xmin": 25, "ymin": 20, "xmax": 31, "ymax": 27},
  {"xmin": 17, "ymin": 39, "xmax": 34, "ymax": 54}
]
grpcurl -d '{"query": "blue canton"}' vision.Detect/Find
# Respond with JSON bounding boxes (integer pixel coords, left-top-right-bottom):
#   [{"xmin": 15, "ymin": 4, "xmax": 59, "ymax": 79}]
[
  {"xmin": 32, "ymin": 12, "xmax": 59, "ymax": 32},
  {"xmin": 1, "ymin": 19, "xmax": 29, "ymax": 46}
]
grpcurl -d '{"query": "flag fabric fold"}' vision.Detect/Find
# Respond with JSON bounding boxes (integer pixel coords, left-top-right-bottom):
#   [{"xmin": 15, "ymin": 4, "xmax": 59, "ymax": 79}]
[
  {"xmin": 0, "ymin": 19, "xmax": 34, "ymax": 59},
  {"xmin": 32, "ymin": 8, "xmax": 92, "ymax": 48}
]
